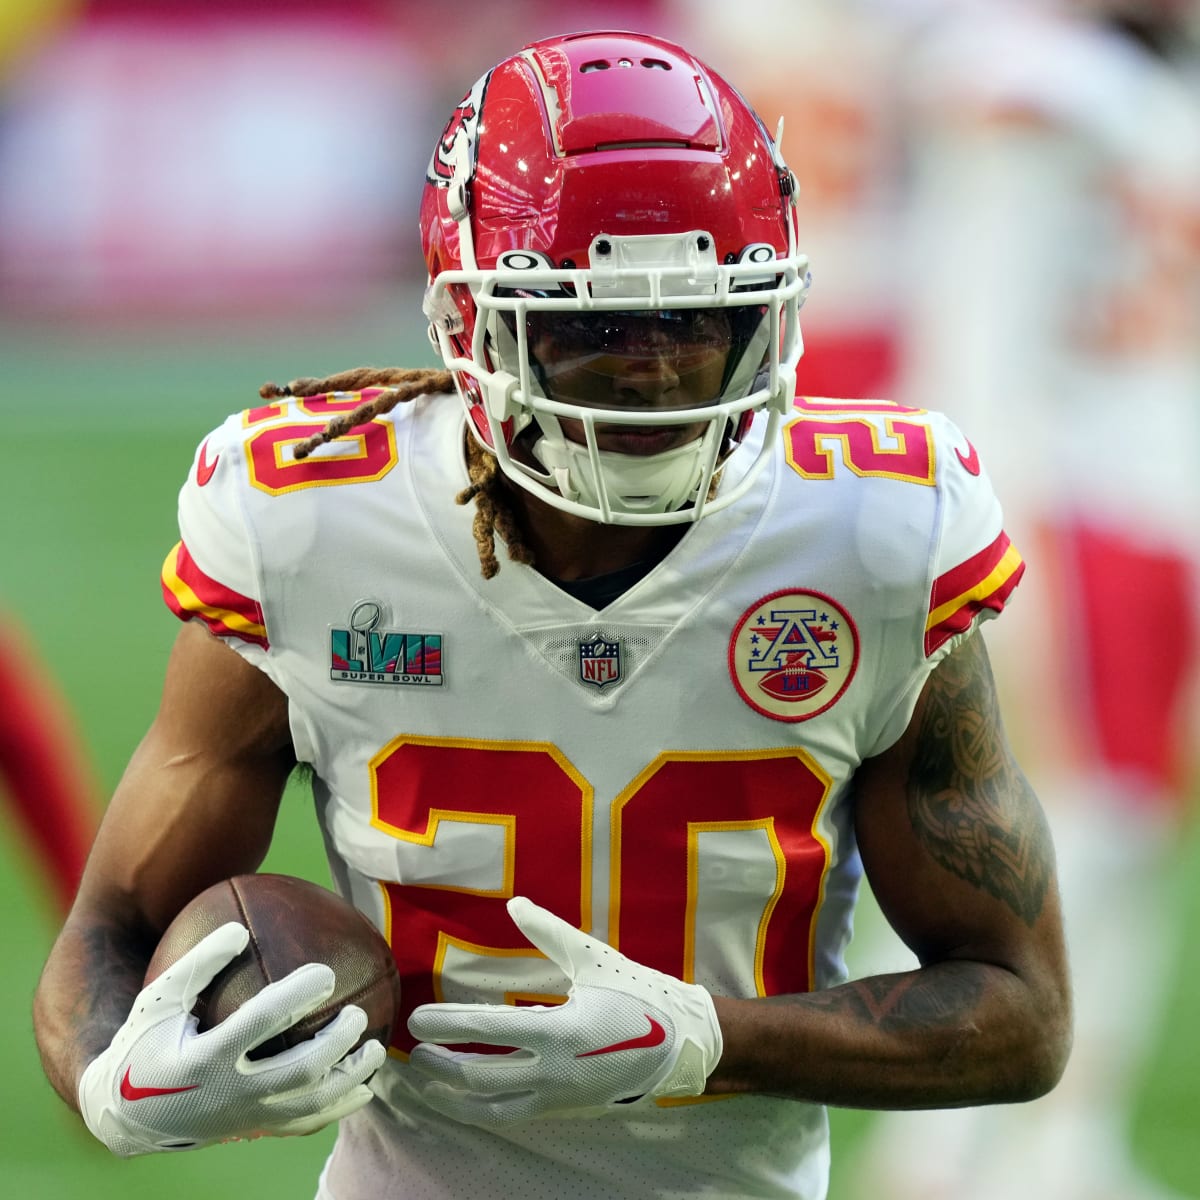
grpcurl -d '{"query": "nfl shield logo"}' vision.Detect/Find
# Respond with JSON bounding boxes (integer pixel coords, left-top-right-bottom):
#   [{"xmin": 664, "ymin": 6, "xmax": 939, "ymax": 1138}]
[{"xmin": 578, "ymin": 633, "xmax": 622, "ymax": 689}]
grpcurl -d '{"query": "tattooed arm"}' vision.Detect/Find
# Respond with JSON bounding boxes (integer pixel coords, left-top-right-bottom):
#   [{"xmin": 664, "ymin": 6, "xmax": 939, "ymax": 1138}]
[
  {"xmin": 33, "ymin": 620, "xmax": 296, "ymax": 1109},
  {"xmin": 706, "ymin": 631, "xmax": 1072, "ymax": 1107}
]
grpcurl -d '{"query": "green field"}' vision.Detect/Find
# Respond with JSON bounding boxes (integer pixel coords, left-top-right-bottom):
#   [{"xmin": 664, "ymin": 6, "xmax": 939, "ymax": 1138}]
[{"xmin": 3, "ymin": 309, "xmax": 1197, "ymax": 1198}]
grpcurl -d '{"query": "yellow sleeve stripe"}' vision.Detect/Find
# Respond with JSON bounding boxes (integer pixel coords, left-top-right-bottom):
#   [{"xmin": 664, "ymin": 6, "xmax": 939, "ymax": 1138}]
[{"xmin": 160, "ymin": 541, "xmax": 269, "ymax": 647}]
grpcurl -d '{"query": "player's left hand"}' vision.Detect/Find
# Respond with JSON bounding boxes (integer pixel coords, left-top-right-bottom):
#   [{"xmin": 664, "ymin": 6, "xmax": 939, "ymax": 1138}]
[{"xmin": 406, "ymin": 896, "xmax": 723, "ymax": 1125}]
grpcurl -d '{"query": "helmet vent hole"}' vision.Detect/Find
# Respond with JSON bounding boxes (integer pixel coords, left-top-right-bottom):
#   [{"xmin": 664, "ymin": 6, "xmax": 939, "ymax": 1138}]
[{"xmin": 579, "ymin": 57, "xmax": 672, "ymax": 74}]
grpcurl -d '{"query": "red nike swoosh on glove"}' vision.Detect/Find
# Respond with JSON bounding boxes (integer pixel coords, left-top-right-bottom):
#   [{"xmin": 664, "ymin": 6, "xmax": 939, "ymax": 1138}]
[
  {"xmin": 195, "ymin": 439, "xmax": 219, "ymax": 486},
  {"xmin": 576, "ymin": 1015, "xmax": 667, "ymax": 1058},
  {"xmin": 120, "ymin": 1065, "xmax": 200, "ymax": 1101}
]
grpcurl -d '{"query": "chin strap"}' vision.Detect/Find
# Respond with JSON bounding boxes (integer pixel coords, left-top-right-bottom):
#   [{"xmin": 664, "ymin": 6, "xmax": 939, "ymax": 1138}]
[{"xmin": 530, "ymin": 421, "xmax": 723, "ymax": 522}]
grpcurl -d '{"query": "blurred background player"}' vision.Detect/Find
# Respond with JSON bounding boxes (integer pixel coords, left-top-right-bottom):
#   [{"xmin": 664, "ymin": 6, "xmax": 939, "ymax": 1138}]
[
  {"xmin": 854, "ymin": 2, "xmax": 1200, "ymax": 1198},
  {"xmin": 0, "ymin": 613, "xmax": 101, "ymax": 917}
]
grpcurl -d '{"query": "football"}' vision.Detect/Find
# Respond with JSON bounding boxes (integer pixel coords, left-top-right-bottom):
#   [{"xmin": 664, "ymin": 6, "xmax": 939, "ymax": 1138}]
[
  {"xmin": 145, "ymin": 873, "xmax": 400, "ymax": 1060},
  {"xmin": 759, "ymin": 663, "xmax": 828, "ymax": 702}
]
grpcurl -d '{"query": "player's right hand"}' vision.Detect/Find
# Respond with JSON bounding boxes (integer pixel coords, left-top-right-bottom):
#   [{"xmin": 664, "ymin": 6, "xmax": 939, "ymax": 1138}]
[{"xmin": 77, "ymin": 922, "xmax": 385, "ymax": 1157}]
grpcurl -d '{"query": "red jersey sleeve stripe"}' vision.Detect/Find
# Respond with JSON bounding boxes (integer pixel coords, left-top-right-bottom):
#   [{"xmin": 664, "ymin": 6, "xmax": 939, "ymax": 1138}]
[
  {"xmin": 160, "ymin": 541, "xmax": 269, "ymax": 649},
  {"xmin": 925, "ymin": 533, "xmax": 1024, "ymax": 657}
]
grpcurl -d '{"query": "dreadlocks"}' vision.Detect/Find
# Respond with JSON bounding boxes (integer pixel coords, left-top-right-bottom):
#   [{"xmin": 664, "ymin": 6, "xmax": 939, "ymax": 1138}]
[
  {"xmin": 259, "ymin": 366, "xmax": 535, "ymax": 579},
  {"xmin": 259, "ymin": 367, "xmax": 452, "ymax": 458}
]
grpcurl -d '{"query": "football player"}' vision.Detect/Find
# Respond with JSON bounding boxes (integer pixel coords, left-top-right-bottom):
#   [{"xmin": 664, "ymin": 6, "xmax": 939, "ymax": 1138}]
[
  {"xmin": 34, "ymin": 30, "xmax": 1071, "ymax": 1200},
  {"xmin": 855, "ymin": 1, "xmax": 1200, "ymax": 1197}
]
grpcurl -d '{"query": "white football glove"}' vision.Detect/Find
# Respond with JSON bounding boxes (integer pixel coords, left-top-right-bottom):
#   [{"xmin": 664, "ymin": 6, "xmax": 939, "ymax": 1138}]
[
  {"xmin": 406, "ymin": 896, "xmax": 722, "ymax": 1125},
  {"xmin": 78, "ymin": 922, "xmax": 386, "ymax": 1157}
]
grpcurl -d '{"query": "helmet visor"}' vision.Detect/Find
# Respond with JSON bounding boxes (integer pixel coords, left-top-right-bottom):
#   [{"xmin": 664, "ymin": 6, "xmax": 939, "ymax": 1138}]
[{"xmin": 522, "ymin": 307, "xmax": 767, "ymax": 411}]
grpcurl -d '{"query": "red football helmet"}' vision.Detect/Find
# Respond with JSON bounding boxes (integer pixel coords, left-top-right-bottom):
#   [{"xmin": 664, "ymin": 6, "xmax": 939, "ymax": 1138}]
[{"xmin": 420, "ymin": 30, "xmax": 810, "ymax": 524}]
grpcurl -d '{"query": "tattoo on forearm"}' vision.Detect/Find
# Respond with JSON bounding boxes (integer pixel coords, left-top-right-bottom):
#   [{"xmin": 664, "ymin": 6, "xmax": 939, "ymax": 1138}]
[
  {"xmin": 907, "ymin": 635, "xmax": 1053, "ymax": 926},
  {"xmin": 76, "ymin": 919, "xmax": 155, "ymax": 1056},
  {"xmin": 793, "ymin": 965, "xmax": 985, "ymax": 1034}
]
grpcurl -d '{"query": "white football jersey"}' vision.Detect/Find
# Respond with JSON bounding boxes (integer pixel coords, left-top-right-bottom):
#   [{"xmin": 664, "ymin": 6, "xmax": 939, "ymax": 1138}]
[{"xmin": 162, "ymin": 388, "xmax": 1022, "ymax": 1200}]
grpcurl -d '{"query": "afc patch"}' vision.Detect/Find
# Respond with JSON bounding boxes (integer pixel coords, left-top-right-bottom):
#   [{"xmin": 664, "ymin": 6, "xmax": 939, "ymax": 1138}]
[
  {"xmin": 728, "ymin": 589, "xmax": 858, "ymax": 722},
  {"xmin": 578, "ymin": 633, "xmax": 622, "ymax": 689},
  {"xmin": 330, "ymin": 600, "xmax": 443, "ymax": 687}
]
